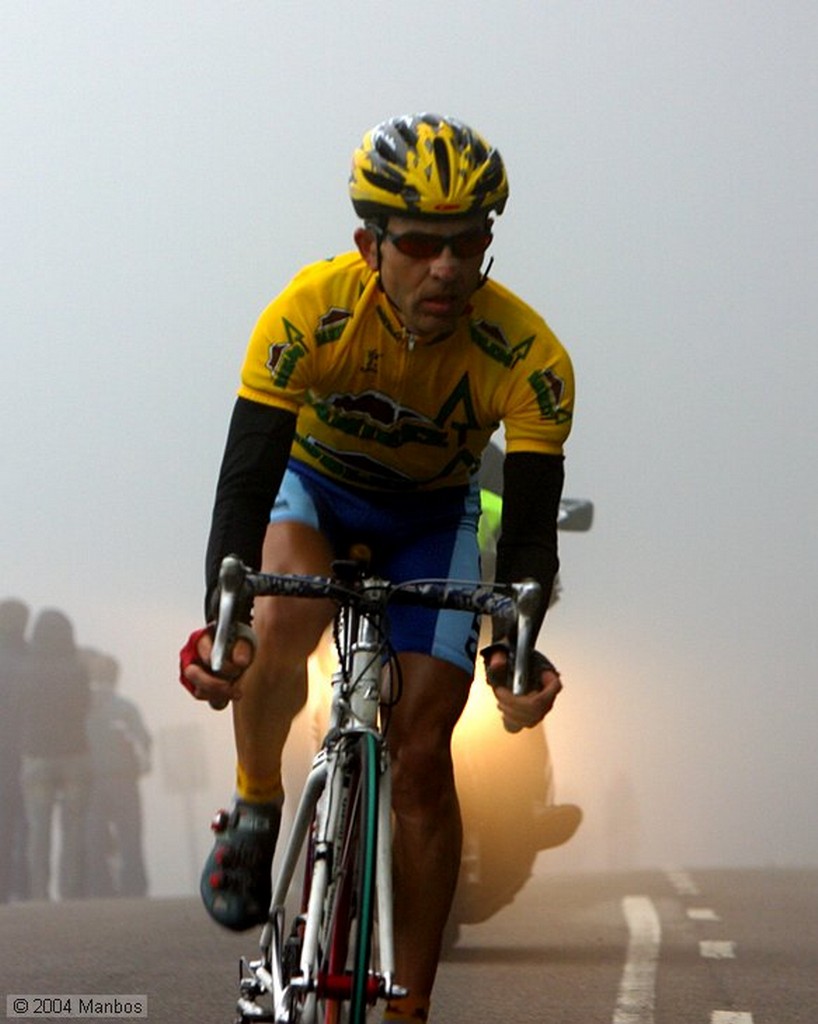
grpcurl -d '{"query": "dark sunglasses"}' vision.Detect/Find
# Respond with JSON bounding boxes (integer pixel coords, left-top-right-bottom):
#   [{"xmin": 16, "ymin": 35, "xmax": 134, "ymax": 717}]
[{"xmin": 383, "ymin": 228, "xmax": 493, "ymax": 260}]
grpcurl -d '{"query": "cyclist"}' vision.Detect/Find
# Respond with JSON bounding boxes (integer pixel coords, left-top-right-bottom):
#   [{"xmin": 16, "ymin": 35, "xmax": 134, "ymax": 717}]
[{"xmin": 180, "ymin": 113, "xmax": 574, "ymax": 1023}]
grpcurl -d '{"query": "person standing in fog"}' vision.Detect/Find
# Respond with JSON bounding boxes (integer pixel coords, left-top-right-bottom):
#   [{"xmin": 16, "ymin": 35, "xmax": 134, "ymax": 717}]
[
  {"xmin": 0, "ymin": 598, "xmax": 31, "ymax": 902},
  {"xmin": 83, "ymin": 649, "xmax": 152, "ymax": 897},
  {"xmin": 19, "ymin": 609, "xmax": 91, "ymax": 900}
]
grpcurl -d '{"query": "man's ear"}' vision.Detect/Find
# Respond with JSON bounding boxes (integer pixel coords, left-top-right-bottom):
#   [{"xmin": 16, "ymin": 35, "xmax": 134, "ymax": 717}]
[{"xmin": 354, "ymin": 226, "xmax": 379, "ymax": 271}]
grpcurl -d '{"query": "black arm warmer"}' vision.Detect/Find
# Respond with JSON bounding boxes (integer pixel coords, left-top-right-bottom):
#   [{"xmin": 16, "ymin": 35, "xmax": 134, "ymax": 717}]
[
  {"xmin": 493, "ymin": 451, "xmax": 565, "ymax": 641},
  {"xmin": 204, "ymin": 397, "xmax": 297, "ymax": 616}
]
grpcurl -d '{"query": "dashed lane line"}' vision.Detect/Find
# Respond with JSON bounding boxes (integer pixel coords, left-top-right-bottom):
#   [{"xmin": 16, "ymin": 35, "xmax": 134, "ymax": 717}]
[
  {"xmin": 699, "ymin": 940, "xmax": 737, "ymax": 959},
  {"xmin": 686, "ymin": 907, "xmax": 720, "ymax": 921},
  {"xmin": 665, "ymin": 872, "xmax": 753, "ymax": 1024}
]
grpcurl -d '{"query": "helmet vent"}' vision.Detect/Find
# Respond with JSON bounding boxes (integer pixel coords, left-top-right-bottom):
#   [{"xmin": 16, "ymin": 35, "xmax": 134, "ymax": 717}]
[
  {"xmin": 394, "ymin": 116, "xmax": 420, "ymax": 151},
  {"xmin": 362, "ymin": 168, "xmax": 403, "ymax": 195},
  {"xmin": 433, "ymin": 137, "xmax": 452, "ymax": 195}
]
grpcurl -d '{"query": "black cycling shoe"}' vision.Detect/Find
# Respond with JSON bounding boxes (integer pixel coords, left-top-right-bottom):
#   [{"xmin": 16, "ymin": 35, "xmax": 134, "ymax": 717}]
[{"xmin": 200, "ymin": 798, "xmax": 281, "ymax": 931}]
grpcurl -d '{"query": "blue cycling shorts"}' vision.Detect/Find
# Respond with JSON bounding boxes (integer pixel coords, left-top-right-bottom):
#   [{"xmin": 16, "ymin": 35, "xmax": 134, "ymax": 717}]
[{"xmin": 270, "ymin": 460, "xmax": 482, "ymax": 674}]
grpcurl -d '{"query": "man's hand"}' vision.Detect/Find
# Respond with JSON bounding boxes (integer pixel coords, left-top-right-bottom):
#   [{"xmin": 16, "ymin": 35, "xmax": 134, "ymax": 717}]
[
  {"xmin": 482, "ymin": 645, "xmax": 562, "ymax": 732},
  {"xmin": 179, "ymin": 623, "xmax": 257, "ymax": 708}
]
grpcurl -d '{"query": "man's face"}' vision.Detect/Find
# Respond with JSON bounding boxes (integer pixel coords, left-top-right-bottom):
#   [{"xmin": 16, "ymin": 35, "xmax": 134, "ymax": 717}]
[{"xmin": 355, "ymin": 213, "xmax": 492, "ymax": 338}]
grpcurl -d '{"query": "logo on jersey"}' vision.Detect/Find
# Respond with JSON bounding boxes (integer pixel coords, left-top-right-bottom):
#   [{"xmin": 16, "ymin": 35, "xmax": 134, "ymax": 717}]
[
  {"xmin": 360, "ymin": 349, "xmax": 380, "ymax": 374},
  {"xmin": 313, "ymin": 389, "xmax": 445, "ymax": 448},
  {"xmin": 315, "ymin": 306, "xmax": 352, "ymax": 346},
  {"xmin": 266, "ymin": 318, "xmax": 307, "ymax": 386},
  {"xmin": 298, "ymin": 372, "xmax": 484, "ymax": 488},
  {"xmin": 470, "ymin": 319, "xmax": 533, "ymax": 367},
  {"xmin": 296, "ymin": 434, "xmax": 416, "ymax": 487},
  {"xmin": 528, "ymin": 367, "xmax": 571, "ymax": 423}
]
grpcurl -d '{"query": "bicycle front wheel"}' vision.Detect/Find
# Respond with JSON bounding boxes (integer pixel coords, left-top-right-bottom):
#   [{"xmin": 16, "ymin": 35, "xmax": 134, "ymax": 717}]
[{"xmin": 313, "ymin": 731, "xmax": 380, "ymax": 1024}]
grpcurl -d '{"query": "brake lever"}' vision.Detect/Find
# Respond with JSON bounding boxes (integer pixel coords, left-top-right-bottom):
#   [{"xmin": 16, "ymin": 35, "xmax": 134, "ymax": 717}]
[
  {"xmin": 209, "ymin": 555, "xmax": 247, "ymax": 710},
  {"xmin": 495, "ymin": 579, "xmax": 544, "ymax": 734},
  {"xmin": 510, "ymin": 579, "xmax": 542, "ymax": 697}
]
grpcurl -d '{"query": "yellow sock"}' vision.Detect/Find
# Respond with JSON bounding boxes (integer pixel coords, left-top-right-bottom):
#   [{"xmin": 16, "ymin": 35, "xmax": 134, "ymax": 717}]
[
  {"xmin": 235, "ymin": 762, "xmax": 284, "ymax": 804},
  {"xmin": 383, "ymin": 996, "xmax": 430, "ymax": 1022}
]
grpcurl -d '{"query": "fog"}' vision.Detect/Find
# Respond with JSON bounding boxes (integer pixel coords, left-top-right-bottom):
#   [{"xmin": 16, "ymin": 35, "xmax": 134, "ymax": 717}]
[{"xmin": 3, "ymin": 2, "xmax": 817, "ymax": 896}]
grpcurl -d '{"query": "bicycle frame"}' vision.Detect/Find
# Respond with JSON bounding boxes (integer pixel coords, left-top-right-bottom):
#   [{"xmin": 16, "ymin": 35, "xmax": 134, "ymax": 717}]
[{"xmin": 211, "ymin": 555, "xmax": 541, "ymax": 1024}]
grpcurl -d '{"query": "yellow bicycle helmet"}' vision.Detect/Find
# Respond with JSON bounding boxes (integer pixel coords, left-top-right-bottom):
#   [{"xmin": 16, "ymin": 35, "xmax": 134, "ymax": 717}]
[{"xmin": 349, "ymin": 113, "xmax": 509, "ymax": 222}]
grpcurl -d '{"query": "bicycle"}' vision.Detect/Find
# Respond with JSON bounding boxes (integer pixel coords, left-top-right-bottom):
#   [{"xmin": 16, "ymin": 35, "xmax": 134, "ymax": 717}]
[{"xmin": 209, "ymin": 551, "xmax": 542, "ymax": 1024}]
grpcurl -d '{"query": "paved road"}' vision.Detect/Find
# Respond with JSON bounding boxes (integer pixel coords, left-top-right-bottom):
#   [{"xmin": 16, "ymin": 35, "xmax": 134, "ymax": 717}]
[{"xmin": 1, "ymin": 868, "xmax": 815, "ymax": 1023}]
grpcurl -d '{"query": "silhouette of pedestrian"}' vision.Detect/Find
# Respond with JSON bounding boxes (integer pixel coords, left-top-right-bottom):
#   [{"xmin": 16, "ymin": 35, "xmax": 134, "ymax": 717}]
[
  {"xmin": 0, "ymin": 598, "xmax": 31, "ymax": 901},
  {"xmin": 83, "ymin": 649, "xmax": 151, "ymax": 897},
  {"xmin": 19, "ymin": 609, "xmax": 91, "ymax": 900}
]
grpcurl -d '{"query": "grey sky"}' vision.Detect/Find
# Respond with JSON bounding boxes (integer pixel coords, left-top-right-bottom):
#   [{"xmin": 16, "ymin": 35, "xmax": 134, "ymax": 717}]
[{"xmin": 3, "ymin": 2, "xmax": 816, "ymax": 889}]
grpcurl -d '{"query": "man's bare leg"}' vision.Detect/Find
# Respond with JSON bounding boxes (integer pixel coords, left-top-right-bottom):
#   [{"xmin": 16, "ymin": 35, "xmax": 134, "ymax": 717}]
[
  {"xmin": 386, "ymin": 652, "xmax": 471, "ymax": 1017},
  {"xmin": 231, "ymin": 521, "xmax": 336, "ymax": 792}
]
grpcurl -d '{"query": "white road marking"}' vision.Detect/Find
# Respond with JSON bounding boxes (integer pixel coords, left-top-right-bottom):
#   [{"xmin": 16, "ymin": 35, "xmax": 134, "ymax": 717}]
[
  {"xmin": 687, "ymin": 907, "xmax": 721, "ymax": 921},
  {"xmin": 662, "ymin": 873, "xmax": 752, "ymax": 1024},
  {"xmin": 700, "ymin": 940, "xmax": 737, "ymax": 958},
  {"xmin": 612, "ymin": 896, "xmax": 661, "ymax": 1024},
  {"xmin": 665, "ymin": 869, "xmax": 701, "ymax": 895}
]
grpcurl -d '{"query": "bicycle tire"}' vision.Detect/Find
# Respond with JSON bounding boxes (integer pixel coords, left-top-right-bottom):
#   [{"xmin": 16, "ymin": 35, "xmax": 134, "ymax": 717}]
[
  {"xmin": 324, "ymin": 731, "xmax": 379, "ymax": 1024},
  {"xmin": 297, "ymin": 732, "xmax": 379, "ymax": 1024}
]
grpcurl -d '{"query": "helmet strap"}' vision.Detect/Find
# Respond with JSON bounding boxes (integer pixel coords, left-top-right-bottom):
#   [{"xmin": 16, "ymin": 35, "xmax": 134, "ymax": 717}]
[
  {"xmin": 477, "ymin": 256, "xmax": 494, "ymax": 289},
  {"xmin": 363, "ymin": 219, "xmax": 387, "ymax": 290}
]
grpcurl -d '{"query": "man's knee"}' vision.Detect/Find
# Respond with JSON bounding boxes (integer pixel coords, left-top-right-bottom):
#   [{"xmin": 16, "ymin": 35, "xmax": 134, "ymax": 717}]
[
  {"xmin": 253, "ymin": 595, "xmax": 327, "ymax": 664},
  {"xmin": 239, "ymin": 603, "xmax": 315, "ymax": 721}
]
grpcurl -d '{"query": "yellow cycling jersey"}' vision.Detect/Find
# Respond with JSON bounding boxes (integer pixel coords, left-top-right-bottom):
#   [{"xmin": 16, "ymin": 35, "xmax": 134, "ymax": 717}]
[{"xmin": 238, "ymin": 252, "xmax": 574, "ymax": 492}]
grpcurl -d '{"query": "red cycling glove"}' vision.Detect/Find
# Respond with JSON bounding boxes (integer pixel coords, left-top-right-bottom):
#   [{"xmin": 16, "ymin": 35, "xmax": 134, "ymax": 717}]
[{"xmin": 178, "ymin": 625, "xmax": 213, "ymax": 696}]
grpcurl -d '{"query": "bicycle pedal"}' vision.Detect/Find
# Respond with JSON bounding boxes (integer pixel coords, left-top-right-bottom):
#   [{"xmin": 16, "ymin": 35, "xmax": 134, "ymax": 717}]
[
  {"xmin": 239, "ymin": 977, "xmax": 264, "ymax": 999},
  {"xmin": 235, "ymin": 996, "xmax": 275, "ymax": 1021}
]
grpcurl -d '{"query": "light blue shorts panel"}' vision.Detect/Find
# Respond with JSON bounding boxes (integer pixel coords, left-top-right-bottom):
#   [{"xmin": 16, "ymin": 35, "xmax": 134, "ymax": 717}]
[{"xmin": 270, "ymin": 461, "xmax": 482, "ymax": 673}]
